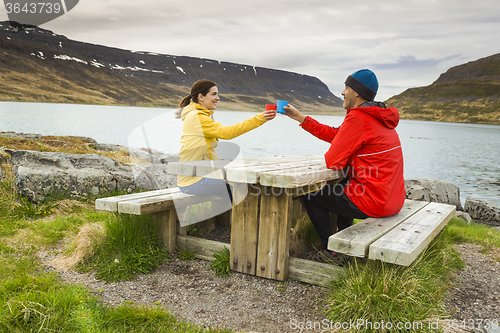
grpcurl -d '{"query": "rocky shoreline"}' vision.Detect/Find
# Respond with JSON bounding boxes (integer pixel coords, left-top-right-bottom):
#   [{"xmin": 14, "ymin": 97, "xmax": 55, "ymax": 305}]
[{"xmin": 0, "ymin": 131, "xmax": 179, "ymax": 202}]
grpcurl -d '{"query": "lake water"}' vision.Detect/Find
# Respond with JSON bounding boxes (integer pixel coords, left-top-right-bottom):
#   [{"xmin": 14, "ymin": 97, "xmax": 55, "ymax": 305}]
[{"xmin": 1, "ymin": 102, "xmax": 499, "ymax": 207}]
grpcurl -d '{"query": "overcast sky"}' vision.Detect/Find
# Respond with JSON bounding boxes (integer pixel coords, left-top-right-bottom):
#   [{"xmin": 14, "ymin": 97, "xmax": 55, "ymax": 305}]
[{"xmin": 2, "ymin": 0, "xmax": 499, "ymax": 101}]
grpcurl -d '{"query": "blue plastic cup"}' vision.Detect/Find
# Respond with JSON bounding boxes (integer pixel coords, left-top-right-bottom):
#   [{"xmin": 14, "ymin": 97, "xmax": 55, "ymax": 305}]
[{"xmin": 276, "ymin": 100, "xmax": 288, "ymax": 114}]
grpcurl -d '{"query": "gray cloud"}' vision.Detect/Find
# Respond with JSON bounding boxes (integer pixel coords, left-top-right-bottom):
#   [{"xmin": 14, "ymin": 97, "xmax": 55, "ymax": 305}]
[{"xmin": 2, "ymin": 0, "xmax": 499, "ymax": 101}]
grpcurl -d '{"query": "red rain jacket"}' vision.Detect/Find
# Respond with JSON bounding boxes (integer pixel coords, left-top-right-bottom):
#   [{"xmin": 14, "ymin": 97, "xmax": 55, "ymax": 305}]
[{"xmin": 300, "ymin": 104, "xmax": 405, "ymax": 217}]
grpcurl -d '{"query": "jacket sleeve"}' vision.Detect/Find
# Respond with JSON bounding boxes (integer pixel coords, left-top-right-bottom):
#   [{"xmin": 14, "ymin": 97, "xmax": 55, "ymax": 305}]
[
  {"xmin": 300, "ymin": 116, "xmax": 340, "ymax": 143},
  {"xmin": 324, "ymin": 111, "xmax": 367, "ymax": 170},
  {"xmin": 199, "ymin": 113, "xmax": 267, "ymax": 140}
]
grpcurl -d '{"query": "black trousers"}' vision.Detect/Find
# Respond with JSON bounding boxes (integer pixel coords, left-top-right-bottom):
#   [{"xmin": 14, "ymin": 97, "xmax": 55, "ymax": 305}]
[{"xmin": 301, "ymin": 180, "xmax": 370, "ymax": 248}]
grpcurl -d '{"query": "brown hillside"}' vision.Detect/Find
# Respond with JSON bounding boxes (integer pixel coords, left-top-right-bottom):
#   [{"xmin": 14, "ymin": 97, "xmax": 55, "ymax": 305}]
[{"xmin": 386, "ymin": 53, "xmax": 500, "ymax": 125}]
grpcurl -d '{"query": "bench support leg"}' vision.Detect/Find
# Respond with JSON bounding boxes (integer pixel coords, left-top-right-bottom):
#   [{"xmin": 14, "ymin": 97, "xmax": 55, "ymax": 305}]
[
  {"xmin": 217, "ymin": 209, "xmax": 232, "ymax": 228},
  {"xmin": 291, "ymin": 198, "xmax": 304, "ymax": 228},
  {"xmin": 256, "ymin": 186, "xmax": 292, "ymax": 281},
  {"xmin": 154, "ymin": 209, "xmax": 178, "ymax": 254},
  {"xmin": 230, "ymin": 184, "xmax": 260, "ymax": 275},
  {"xmin": 329, "ymin": 212, "xmax": 338, "ymax": 234}
]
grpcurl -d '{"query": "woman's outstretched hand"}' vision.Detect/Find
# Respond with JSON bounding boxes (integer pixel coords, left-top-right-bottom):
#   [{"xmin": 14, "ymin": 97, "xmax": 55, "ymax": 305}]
[
  {"xmin": 283, "ymin": 104, "xmax": 306, "ymax": 123},
  {"xmin": 262, "ymin": 109, "xmax": 277, "ymax": 121}
]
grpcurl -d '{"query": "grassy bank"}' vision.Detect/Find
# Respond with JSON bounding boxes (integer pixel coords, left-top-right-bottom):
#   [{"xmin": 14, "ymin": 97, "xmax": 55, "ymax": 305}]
[{"xmin": 0, "ymin": 187, "xmax": 232, "ymax": 332}]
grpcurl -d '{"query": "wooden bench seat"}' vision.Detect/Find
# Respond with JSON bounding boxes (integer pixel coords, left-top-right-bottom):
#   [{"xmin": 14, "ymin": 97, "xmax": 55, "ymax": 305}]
[
  {"xmin": 328, "ymin": 199, "xmax": 456, "ymax": 266},
  {"xmin": 95, "ymin": 188, "xmax": 225, "ymax": 253}
]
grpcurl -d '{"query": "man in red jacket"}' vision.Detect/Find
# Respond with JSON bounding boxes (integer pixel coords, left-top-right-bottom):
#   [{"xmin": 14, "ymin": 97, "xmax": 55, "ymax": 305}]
[{"xmin": 284, "ymin": 69, "xmax": 405, "ymax": 256}]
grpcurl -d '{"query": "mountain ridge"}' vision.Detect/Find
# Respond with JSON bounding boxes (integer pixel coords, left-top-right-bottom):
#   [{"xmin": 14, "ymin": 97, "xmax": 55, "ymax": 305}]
[
  {"xmin": 0, "ymin": 21, "xmax": 343, "ymax": 114},
  {"xmin": 386, "ymin": 53, "xmax": 500, "ymax": 125}
]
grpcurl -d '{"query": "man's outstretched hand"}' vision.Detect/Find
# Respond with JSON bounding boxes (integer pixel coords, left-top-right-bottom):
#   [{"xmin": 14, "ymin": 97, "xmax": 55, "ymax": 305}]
[{"xmin": 283, "ymin": 104, "xmax": 306, "ymax": 123}]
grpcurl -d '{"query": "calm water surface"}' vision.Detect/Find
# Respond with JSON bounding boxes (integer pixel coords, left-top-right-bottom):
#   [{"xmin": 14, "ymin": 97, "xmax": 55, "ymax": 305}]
[{"xmin": 1, "ymin": 102, "xmax": 499, "ymax": 206}]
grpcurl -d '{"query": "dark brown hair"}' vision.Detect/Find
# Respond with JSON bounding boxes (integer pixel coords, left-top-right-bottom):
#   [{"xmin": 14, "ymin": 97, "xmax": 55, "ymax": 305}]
[{"xmin": 179, "ymin": 79, "xmax": 217, "ymax": 107}]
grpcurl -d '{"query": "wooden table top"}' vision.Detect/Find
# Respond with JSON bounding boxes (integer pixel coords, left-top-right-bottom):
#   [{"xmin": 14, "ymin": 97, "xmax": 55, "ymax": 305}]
[{"xmin": 167, "ymin": 155, "xmax": 343, "ymax": 188}]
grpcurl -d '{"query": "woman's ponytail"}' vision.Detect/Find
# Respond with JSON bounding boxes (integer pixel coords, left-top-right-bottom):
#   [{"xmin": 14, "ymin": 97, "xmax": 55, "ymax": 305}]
[{"xmin": 179, "ymin": 95, "xmax": 192, "ymax": 108}]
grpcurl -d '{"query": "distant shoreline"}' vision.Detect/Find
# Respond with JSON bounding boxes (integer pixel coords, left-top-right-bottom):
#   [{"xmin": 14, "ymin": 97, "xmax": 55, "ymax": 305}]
[{"xmin": 3, "ymin": 99, "xmax": 499, "ymax": 125}]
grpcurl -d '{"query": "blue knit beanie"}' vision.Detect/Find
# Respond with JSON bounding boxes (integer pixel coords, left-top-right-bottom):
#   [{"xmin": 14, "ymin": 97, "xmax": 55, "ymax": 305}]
[{"xmin": 345, "ymin": 69, "xmax": 378, "ymax": 101}]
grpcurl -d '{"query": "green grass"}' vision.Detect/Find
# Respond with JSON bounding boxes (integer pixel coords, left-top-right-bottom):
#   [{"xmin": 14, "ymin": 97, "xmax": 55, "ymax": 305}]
[
  {"xmin": 78, "ymin": 214, "xmax": 171, "ymax": 282},
  {"xmin": 33, "ymin": 215, "xmax": 87, "ymax": 246},
  {"xmin": 176, "ymin": 247, "xmax": 197, "ymax": 261},
  {"xmin": 210, "ymin": 246, "xmax": 231, "ymax": 277},
  {"xmin": 321, "ymin": 233, "xmax": 463, "ymax": 332},
  {"xmin": 0, "ymin": 254, "xmax": 232, "ymax": 333},
  {"xmin": 442, "ymin": 217, "xmax": 500, "ymax": 251}
]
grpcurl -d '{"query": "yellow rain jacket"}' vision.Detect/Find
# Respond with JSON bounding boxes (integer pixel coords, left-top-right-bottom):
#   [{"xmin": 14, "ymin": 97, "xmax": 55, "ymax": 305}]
[{"xmin": 177, "ymin": 102, "xmax": 267, "ymax": 187}]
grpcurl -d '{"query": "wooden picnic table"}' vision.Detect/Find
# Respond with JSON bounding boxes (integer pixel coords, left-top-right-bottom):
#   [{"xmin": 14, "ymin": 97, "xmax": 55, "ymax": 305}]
[
  {"xmin": 167, "ymin": 155, "xmax": 343, "ymax": 281},
  {"xmin": 97, "ymin": 154, "xmax": 455, "ymax": 285}
]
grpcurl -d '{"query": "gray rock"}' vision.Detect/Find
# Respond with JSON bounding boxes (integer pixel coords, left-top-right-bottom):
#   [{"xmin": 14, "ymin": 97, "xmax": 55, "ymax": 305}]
[
  {"xmin": 87, "ymin": 143, "xmax": 128, "ymax": 152},
  {"xmin": 405, "ymin": 178, "xmax": 463, "ymax": 211},
  {"xmin": 5, "ymin": 149, "xmax": 176, "ymax": 201},
  {"xmin": 88, "ymin": 143, "xmax": 179, "ymax": 165},
  {"xmin": 6, "ymin": 149, "xmax": 133, "ymax": 201},
  {"xmin": 455, "ymin": 211, "xmax": 472, "ymax": 223},
  {"xmin": 464, "ymin": 197, "xmax": 500, "ymax": 227},
  {"xmin": 131, "ymin": 163, "xmax": 177, "ymax": 190},
  {"xmin": 128, "ymin": 147, "xmax": 178, "ymax": 164}
]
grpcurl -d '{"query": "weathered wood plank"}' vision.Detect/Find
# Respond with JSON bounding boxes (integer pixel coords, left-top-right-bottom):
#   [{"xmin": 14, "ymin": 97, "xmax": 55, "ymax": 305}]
[
  {"xmin": 176, "ymin": 234, "xmax": 228, "ymax": 262},
  {"xmin": 117, "ymin": 191, "xmax": 186, "ymax": 215},
  {"xmin": 95, "ymin": 188, "xmax": 181, "ymax": 212},
  {"xmin": 168, "ymin": 155, "xmax": 317, "ymax": 179},
  {"xmin": 288, "ymin": 257, "xmax": 345, "ymax": 286},
  {"xmin": 260, "ymin": 165, "xmax": 343, "ymax": 188},
  {"xmin": 293, "ymin": 182, "xmax": 326, "ymax": 197},
  {"xmin": 174, "ymin": 236, "xmax": 345, "ymax": 287},
  {"xmin": 166, "ymin": 161, "xmax": 201, "ymax": 177},
  {"xmin": 327, "ymin": 200, "xmax": 429, "ymax": 257},
  {"xmin": 117, "ymin": 192, "xmax": 221, "ymax": 215},
  {"xmin": 229, "ymin": 155, "xmax": 318, "ymax": 166},
  {"xmin": 291, "ymin": 198, "xmax": 303, "ymax": 227},
  {"xmin": 226, "ymin": 157, "xmax": 324, "ymax": 184},
  {"xmin": 230, "ymin": 184, "xmax": 260, "ymax": 275},
  {"xmin": 190, "ymin": 158, "xmax": 277, "ymax": 180},
  {"xmin": 256, "ymin": 186, "xmax": 292, "ymax": 281},
  {"xmin": 368, "ymin": 202, "xmax": 456, "ymax": 266},
  {"xmin": 195, "ymin": 159, "xmax": 229, "ymax": 179}
]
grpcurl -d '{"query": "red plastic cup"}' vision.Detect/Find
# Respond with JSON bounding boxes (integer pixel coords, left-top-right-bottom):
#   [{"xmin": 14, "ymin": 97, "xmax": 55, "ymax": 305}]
[{"xmin": 265, "ymin": 104, "xmax": 277, "ymax": 111}]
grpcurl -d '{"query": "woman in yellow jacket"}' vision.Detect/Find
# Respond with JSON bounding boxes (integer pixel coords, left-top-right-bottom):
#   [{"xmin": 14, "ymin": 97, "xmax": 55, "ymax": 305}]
[{"xmin": 176, "ymin": 79, "xmax": 276, "ymax": 200}]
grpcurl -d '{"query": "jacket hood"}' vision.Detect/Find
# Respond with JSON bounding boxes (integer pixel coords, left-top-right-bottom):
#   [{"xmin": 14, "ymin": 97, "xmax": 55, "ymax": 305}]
[
  {"xmin": 180, "ymin": 102, "xmax": 214, "ymax": 121},
  {"xmin": 350, "ymin": 101, "xmax": 400, "ymax": 129}
]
